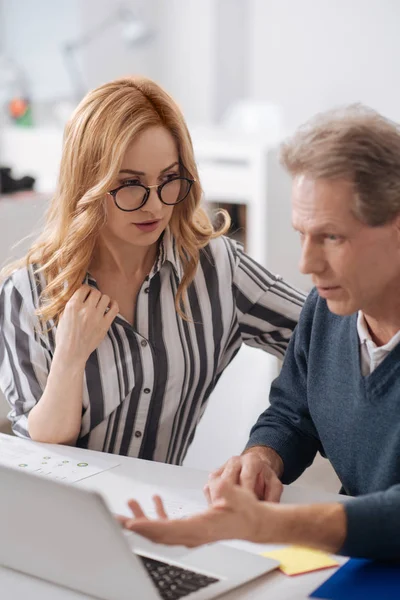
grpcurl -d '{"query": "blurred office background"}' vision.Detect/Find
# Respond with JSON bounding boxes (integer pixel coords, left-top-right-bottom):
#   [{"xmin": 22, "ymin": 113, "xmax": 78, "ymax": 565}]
[{"xmin": 0, "ymin": 0, "xmax": 398, "ymax": 489}]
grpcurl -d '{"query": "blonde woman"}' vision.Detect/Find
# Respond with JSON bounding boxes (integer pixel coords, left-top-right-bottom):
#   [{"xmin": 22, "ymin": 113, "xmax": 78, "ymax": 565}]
[{"xmin": 0, "ymin": 77, "xmax": 305, "ymax": 465}]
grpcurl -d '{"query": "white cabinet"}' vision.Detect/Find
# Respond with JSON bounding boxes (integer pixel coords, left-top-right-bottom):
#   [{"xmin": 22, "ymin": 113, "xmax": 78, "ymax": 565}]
[{"xmin": 191, "ymin": 127, "xmax": 280, "ymax": 267}]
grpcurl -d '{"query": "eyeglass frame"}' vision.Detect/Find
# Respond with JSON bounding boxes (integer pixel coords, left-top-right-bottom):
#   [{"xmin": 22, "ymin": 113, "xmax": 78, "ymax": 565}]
[{"xmin": 107, "ymin": 175, "xmax": 196, "ymax": 212}]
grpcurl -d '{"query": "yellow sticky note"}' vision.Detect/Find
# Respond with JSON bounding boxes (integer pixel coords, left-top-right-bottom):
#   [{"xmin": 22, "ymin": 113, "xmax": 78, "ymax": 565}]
[{"xmin": 261, "ymin": 546, "xmax": 339, "ymax": 576}]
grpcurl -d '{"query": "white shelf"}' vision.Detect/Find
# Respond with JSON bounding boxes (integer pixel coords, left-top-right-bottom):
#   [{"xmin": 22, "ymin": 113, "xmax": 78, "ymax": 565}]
[{"xmin": 191, "ymin": 126, "xmax": 284, "ymax": 265}]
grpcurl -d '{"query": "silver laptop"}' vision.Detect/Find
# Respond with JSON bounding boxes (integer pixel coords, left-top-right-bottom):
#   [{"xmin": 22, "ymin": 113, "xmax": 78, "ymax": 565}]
[{"xmin": 0, "ymin": 464, "xmax": 279, "ymax": 600}]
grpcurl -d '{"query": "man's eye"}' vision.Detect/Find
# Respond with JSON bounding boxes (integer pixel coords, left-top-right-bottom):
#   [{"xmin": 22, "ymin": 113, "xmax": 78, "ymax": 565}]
[{"xmin": 326, "ymin": 234, "xmax": 341, "ymax": 242}]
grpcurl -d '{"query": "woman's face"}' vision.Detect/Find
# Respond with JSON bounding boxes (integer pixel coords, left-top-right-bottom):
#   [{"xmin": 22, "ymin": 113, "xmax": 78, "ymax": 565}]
[{"xmin": 103, "ymin": 126, "xmax": 179, "ymax": 249}]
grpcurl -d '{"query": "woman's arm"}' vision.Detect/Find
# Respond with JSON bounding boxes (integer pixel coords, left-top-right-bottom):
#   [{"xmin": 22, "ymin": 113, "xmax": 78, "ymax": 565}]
[
  {"xmin": 29, "ymin": 285, "xmax": 119, "ymax": 444},
  {"xmin": 27, "ymin": 348, "xmax": 86, "ymax": 445},
  {"xmin": 0, "ymin": 278, "xmax": 118, "ymax": 445},
  {"xmin": 230, "ymin": 240, "xmax": 306, "ymax": 358}
]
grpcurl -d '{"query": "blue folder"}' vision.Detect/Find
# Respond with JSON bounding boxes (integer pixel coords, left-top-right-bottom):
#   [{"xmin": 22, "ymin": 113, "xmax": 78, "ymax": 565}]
[{"xmin": 310, "ymin": 558, "xmax": 400, "ymax": 600}]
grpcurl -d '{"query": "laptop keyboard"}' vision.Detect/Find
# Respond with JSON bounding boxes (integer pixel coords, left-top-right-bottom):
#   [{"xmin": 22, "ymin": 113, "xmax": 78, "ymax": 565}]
[{"xmin": 138, "ymin": 555, "xmax": 220, "ymax": 599}]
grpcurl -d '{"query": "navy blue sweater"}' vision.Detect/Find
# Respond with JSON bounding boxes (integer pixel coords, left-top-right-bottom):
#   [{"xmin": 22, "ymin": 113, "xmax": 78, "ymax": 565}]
[{"xmin": 247, "ymin": 288, "xmax": 400, "ymax": 559}]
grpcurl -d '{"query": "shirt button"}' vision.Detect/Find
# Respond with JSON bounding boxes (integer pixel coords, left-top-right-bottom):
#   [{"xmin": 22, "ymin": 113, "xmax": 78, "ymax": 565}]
[
  {"xmin": 134, "ymin": 430, "xmax": 142, "ymax": 438},
  {"xmin": 143, "ymin": 388, "xmax": 151, "ymax": 394},
  {"xmin": 141, "ymin": 340, "xmax": 148, "ymax": 347},
  {"xmin": 144, "ymin": 287, "xmax": 150, "ymax": 294}
]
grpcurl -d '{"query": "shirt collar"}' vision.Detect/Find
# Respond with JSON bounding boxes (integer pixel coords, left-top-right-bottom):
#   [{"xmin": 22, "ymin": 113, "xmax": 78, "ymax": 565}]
[
  {"xmin": 153, "ymin": 227, "xmax": 183, "ymax": 280},
  {"xmin": 357, "ymin": 310, "xmax": 400, "ymax": 353},
  {"xmin": 356, "ymin": 311, "xmax": 371, "ymax": 345}
]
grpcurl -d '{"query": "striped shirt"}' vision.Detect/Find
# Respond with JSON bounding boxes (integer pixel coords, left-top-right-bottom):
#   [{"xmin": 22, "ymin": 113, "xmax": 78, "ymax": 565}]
[{"xmin": 0, "ymin": 230, "xmax": 305, "ymax": 464}]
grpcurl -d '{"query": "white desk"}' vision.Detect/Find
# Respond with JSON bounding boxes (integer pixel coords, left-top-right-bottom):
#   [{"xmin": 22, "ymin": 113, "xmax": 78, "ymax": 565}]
[{"xmin": 0, "ymin": 441, "xmax": 347, "ymax": 600}]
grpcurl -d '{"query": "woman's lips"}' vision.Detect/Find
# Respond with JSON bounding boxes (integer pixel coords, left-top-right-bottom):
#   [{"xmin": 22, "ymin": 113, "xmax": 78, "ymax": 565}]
[{"xmin": 133, "ymin": 220, "xmax": 161, "ymax": 233}]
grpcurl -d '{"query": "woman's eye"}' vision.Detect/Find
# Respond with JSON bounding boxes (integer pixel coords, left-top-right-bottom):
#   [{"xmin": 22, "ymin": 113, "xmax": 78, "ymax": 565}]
[
  {"xmin": 163, "ymin": 173, "xmax": 180, "ymax": 181},
  {"xmin": 121, "ymin": 179, "xmax": 141, "ymax": 186}
]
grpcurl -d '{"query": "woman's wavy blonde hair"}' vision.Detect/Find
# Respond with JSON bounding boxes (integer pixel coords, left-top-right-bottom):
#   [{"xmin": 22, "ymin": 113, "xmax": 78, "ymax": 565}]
[{"xmin": 1, "ymin": 76, "xmax": 230, "ymax": 324}]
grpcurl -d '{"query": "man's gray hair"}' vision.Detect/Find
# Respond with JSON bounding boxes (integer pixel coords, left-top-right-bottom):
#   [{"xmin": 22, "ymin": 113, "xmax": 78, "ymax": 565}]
[{"xmin": 280, "ymin": 104, "xmax": 400, "ymax": 226}]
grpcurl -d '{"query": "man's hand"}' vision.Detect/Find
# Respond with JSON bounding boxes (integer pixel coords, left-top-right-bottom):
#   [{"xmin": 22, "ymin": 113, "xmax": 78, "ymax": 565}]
[
  {"xmin": 55, "ymin": 285, "xmax": 119, "ymax": 365},
  {"xmin": 117, "ymin": 480, "xmax": 269, "ymax": 547},
  {"xmin": 117, "ymin": 478, "xmax": 347, "ymax": 554},
  {"xmin": 204, "ymin": 446, "xmax": 284, "ymax": 504}
]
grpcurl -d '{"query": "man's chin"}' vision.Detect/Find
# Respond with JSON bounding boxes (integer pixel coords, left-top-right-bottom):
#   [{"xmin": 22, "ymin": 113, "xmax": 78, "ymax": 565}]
[{"xmin": 325, "ymin": 298, "xmax": 355, "ymax": 316}]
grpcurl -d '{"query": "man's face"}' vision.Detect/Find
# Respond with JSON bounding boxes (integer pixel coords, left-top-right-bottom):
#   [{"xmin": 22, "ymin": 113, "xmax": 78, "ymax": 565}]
[{"xmin": 292, "ymin": 176, "xmax": 400, "ymax": 316}]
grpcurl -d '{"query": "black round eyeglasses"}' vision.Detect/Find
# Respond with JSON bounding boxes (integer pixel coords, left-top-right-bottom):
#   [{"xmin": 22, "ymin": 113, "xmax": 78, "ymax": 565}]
[{"xmin": 108, "ymin": 176, "xmax": 195, "ymax": 212}]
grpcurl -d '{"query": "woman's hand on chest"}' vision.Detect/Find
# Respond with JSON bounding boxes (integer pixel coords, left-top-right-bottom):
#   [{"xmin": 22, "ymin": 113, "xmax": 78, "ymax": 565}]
[{"xmin": 55, "ymin": 284, "xmax": 119, "ymax": 364}]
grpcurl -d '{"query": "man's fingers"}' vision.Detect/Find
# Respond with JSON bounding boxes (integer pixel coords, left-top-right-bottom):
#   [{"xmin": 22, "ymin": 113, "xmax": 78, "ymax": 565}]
[
  {"xmin": 205, "ymin": 466, "xmax": 222, "ymax": 500},
  {"xmin": 209, "ymin": 465, "xmax": 224, "ymax": 479},
  {"xmin": 203, "ymin": 483, "xmax": 212, "ymax": 505},
  {"xmin": 207, "ymin": 479, "xmax": 244, "ymax": 511},
  {"xmin": 207, "ymin": 459, "xmax": 245, "ymax": 503},
  {"xmin": 263, "ymin": 477, "xmax": 283, "ymax": 503},
  {"xmin": 153, "ymin": 495, "xmax": 168, "ymax": 519},
  {"xmin": 239, "ymin": 462, "xmax": 259, "ymax": 494},
  {"xmin": 219, "ymin": 460, "xmax": 242, "ymax": 485},
  {"xmin": 126, "ymin": 517, "xmax": 207, "ymax": 547},
  {"xmin": 127, "ymin": 499, "xmax": 146, "ymax": 519},
  {"xmin": 115, "ymin": 514, "xmax": 130, "ymax": 527}
]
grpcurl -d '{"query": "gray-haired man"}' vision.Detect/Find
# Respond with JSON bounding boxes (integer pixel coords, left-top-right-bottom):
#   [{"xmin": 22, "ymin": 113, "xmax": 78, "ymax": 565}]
[{"xmin": 119, "ymin": 106, "xmax": 400, "ymax": 560}]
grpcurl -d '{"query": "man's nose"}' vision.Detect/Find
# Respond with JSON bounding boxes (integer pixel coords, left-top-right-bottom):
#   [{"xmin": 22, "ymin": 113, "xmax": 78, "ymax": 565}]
[{"xmin": 299, "ymin": 238, "xmax": 325, "ymax": 275}]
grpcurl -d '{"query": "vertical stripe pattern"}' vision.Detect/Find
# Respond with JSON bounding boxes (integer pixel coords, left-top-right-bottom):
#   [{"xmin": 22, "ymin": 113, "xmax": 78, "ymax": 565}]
[{"xmin": 0, "ymin": 230, "xmax": 306, "ymax": 464}]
